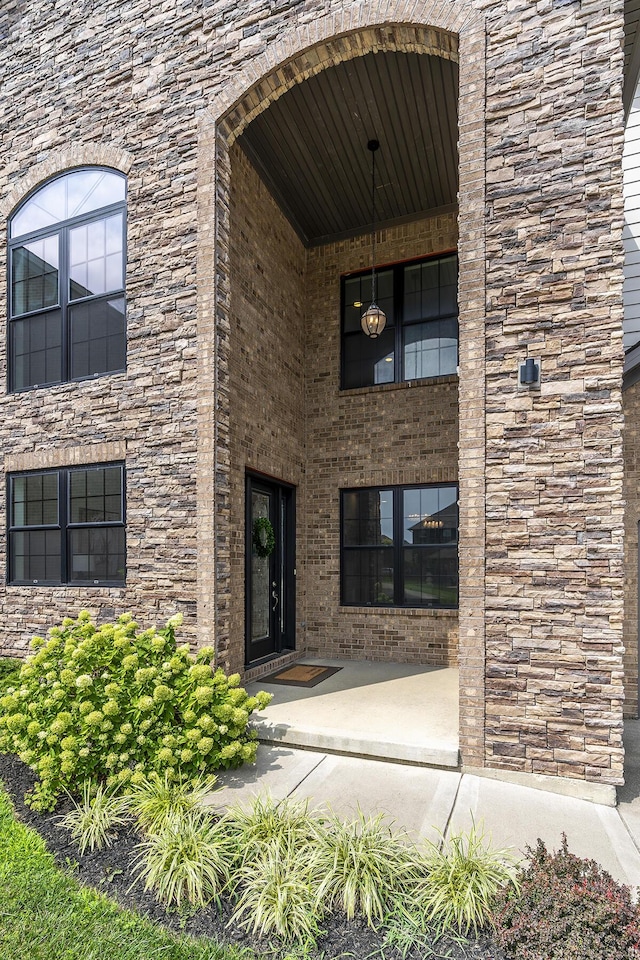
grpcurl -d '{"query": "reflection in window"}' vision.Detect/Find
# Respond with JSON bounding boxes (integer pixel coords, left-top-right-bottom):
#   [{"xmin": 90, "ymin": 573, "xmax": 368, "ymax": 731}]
[
  {"xmin": 341, "ymin": 484, "xmax": 458, "ymax": 608},
  {"xmin": 341, "ymin": 253, "xmax": 458, "ymax": 389},
  {"xmin": 10, "ymin": 169, "xmax": 126, "ymax": 238},
  {"xmin": 8, "ymin": 465, "xmax": 125, "ymax": 586},
  {"xmin": 8, "ymin": 168, "xmax": 126, "ymax": 391},
  {"xmin": 69, "ymin": 214, "xmax": 123, "ymax": 300}
]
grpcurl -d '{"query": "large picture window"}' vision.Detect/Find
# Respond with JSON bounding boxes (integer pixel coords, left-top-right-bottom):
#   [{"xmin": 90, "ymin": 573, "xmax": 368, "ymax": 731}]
[
  {"xmin": 8, "ymin": 464, "xmax": 125, "ymax": 586},
  {"xmin": 8, "ymin": 168, "xmax": 126, "ymax": 392},
  {"xmin": 341, "ymin": 484, "xmax": 458, "ymax": 608},
  {"xmin": 341, "ymin": 252, "xmax": 458, "ymax": 390}
]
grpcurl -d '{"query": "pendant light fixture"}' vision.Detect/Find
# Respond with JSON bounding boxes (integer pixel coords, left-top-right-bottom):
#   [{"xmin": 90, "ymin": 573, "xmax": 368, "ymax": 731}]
[{"xmin": 361, "ymin": 139, "xmax": 387, "ymax": 339}]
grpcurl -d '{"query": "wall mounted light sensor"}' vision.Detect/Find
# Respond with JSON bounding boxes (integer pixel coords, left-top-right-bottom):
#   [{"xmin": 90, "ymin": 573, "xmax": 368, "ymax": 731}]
[{"xmin": 518, "ymin": 357, "xmax": 541, "ymax": 389}]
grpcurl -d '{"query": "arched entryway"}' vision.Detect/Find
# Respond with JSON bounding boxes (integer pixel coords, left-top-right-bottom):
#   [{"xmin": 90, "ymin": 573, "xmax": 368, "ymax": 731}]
[{"xmin": 196, "ymin": 12, "xmax": 487, "ymax": 771}]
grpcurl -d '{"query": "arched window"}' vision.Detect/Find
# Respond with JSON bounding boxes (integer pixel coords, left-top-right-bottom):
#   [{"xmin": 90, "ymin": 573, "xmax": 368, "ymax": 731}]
[{"xmin": 8, "ymin": 168, "xmax": 126, "ymax": 391}]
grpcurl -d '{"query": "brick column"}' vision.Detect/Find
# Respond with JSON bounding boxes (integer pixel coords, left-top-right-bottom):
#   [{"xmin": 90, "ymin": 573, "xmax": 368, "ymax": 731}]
[{"xmin": 457, "ymin": 17, "xmax": 488, "ymax": 770}]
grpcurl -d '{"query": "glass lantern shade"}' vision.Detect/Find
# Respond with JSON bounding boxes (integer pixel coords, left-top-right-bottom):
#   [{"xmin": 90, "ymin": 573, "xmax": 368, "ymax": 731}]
[{"xmin": 360, "ymin": 303, "xmax": 387, "ymax": 338}]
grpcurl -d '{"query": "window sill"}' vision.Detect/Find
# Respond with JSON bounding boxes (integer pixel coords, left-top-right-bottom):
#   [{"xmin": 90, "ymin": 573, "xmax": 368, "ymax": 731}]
[
  {"xmin": 339, "ymin": 373, "xmax": 458, "ymax": 398},
  {"xmin": 339, "ymin": 605, "xmax": 458, "ymax": 616},
  {"xmin": 8, "ymin": 582, "xmax": 126, "ymax": 589},
  {"xmin": 8, "ymin": 368, "xmax": 127, "ymax": 395}
]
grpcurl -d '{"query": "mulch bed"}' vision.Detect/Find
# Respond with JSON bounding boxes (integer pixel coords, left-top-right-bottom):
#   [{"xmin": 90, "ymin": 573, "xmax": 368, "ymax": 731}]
[{"xmin": 0, "ymin": 752, "xmax": 508, "ymax": 960}]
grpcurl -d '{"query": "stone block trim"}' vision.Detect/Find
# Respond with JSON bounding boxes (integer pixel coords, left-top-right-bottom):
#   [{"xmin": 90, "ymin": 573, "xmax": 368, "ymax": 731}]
[
  {"xmin": 456, "ymin": 12, "xmax": 487, "ymax": 771},
  {"xmin": 4, "ymin": 442, "xmax": 128, "ymax": 474},
  {"xmin": 216, "ymin": 25, "xmax": 459, "ymax": 143},
  {"xmin": 195, "ymin": 113, "xmax": 221, "ymax": 662},
  {"xmin": 206, "ymin": 0, "xmax": 482, "ymax": 133}
]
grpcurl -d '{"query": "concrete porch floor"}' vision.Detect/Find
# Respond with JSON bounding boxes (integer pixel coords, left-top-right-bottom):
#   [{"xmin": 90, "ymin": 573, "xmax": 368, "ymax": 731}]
[{"xmin": 246, "ymin": 657, "xmax": 459, "ymax": 768}]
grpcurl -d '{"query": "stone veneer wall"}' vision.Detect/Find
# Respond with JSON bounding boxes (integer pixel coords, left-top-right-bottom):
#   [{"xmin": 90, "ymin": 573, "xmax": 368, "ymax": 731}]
[
  {"xmin": 227, "ymin": 144, "xmax": 306, "ymax": 673},
  {"xmin": 304, "ymin": 214, "xmax": 460, "ymax": 666},
  {"xmin": 481, "ymin": 1, "xmax": 626, "ymax": 787},
  {"xmin": 623, "ymin": 380, "xmax": 640, "ymax": 719},
  {"xmin": 0, "ymin": 0, "xmax": 629, "ymax": 791},
  {"xmin": 0, "ymin": 102, "xmax": 202, "ymax": 653}
]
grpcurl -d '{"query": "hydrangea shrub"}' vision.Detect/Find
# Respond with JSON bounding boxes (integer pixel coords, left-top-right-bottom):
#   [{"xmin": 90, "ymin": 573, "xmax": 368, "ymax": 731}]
[{"xmin": 0, "ymin": 612, "xmax": 272, "ymax": 810}]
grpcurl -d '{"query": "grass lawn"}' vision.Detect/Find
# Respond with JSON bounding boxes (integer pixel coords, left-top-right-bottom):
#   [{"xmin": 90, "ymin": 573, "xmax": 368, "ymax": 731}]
[{"xmin": 0, "ymin": 788, "xmax": 252, "ymax": 960}]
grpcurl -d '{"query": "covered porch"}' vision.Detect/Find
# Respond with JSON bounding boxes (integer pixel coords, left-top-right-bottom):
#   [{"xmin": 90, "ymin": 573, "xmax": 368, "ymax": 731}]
[{"xmin": 246, "ymin": 658, "xmax": 459, "ymax": 769}]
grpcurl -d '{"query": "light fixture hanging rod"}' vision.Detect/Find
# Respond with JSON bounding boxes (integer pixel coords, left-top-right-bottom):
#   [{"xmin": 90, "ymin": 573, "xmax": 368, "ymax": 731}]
[
  {"xmin": 368, "ymin": 139, "xmax": 380, "ymax": 307},
  {"xmin": 360, "ymin": 138, "xmax": 387, "ymax": 339}
]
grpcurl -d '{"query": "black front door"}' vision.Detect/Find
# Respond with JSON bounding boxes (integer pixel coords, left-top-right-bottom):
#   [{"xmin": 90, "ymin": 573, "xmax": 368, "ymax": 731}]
[{"xmin": 245, "ymin": 474, "xmax": 295, "ymax": 664}]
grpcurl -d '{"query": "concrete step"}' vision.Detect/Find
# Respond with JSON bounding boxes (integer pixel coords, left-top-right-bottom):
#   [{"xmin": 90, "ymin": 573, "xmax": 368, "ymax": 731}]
[{"xmin": 252, "ymin": 716, "xmax": 460, "ymax": 768}]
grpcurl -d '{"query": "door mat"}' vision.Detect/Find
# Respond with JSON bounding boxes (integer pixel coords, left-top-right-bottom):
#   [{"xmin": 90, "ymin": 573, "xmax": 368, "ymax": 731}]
[{"xmin": 261, "ymin": 664, "xmax": 343, "ymax": 688}]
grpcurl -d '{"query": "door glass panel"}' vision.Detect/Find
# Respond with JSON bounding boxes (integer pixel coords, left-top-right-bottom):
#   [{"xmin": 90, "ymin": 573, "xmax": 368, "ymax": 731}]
[
  {"xmin": 251, "ymin": 491, "xmax": 271, "ymax": 642},
  {"xmin": 279, "ymin": 496, "xmax": 286, "ymax": 635}
]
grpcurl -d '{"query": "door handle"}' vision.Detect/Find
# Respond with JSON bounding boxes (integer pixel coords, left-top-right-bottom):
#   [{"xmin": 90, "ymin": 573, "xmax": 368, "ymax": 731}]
[{"xmin": 272, "ymin": 588, "xmax": 279, "ymax": 612}]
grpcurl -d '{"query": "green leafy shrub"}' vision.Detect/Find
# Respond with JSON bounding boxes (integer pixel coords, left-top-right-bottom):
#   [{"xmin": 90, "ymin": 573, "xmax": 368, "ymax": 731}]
[
  {"xmin": 132, "ymin": 808, "xmax": 233, "ymax": 908},
  {"xmin": 494, "ymin": 834, "xmax": 640, "ymax": 959},
  {"xmin": 59, "ymin": 780, "xmax": 131, "ymax": 854},
  {"xmin": 419, "ymin": 822, "xmax": 519, "ymax": 936},
  {"xmin": 0, "ymin": 611, "xmax": 271, "ymax": 810},
  {"xmin": 0, "ymin": 658, "xmax": 22, "ymax": 694}
]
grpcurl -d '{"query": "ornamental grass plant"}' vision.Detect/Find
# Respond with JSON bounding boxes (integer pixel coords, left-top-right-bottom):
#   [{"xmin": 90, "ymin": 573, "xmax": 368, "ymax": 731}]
[
  {"xmin": 132, "ymin": 808, "xmax": 234, "ymax": 909},
  {"xmin": 419, "ymin": 822, "xmax": 519, "ymax": 936},
  {"xmin": 224, "ymin": 794, "xmax": 318, "ymax": 874},
  {"xmin": 127, "ymin": 771, "xmax": 219, "ymax": 835},
  {"xmin": 231, "ymin": 836, "xmax": 323, "ymax": 948},
  {"xmin": 0, "ymin": 611, "xmax": 271, "ymax": 810},
  {"xmin": 59, "ymin": 780, "xmax": 131, "ymax": 854},
  {"xmin": 311, "ymin": 808, "xmax": 421, "ymax": 927}
]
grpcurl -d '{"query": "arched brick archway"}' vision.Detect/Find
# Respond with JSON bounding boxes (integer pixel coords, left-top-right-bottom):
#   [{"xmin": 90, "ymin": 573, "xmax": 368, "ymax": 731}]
[
  {"xmin": 196, "ymin": 11, "xmax": 487, "ymax": 770},
  {"xmin": 213, "ymin": 24, "xmax": 461, "ymax": 143}
]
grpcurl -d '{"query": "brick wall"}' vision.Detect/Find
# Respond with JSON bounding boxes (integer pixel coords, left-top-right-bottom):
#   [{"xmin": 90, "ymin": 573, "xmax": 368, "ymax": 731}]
[
  {"xmin": 304, "ymin": 215, "xmax": 460, "ymax": 666},
  {"xmin": 226, "ymin": 144, "xmax": 306, "ymax": 672},
  {"xmin": 226, "ymin": 146, "xmax": 460, "ymax": 671}
]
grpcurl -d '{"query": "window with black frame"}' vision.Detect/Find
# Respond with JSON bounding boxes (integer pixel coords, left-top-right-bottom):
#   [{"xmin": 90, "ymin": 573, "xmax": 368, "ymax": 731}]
[
  {"xmin": 341, "ymin": 252, "xmax": 458, "ymax": 390},
  {"xmin": 8, "ymin": 168, "xmax": 126, "ymax": 392},
  {"xmin": 341, "ymin": 484, "xmax": 458, "ymax": 608},
  {"xmin": 8, "ymin": 464, "xmax": 125, "ymax": 586}
]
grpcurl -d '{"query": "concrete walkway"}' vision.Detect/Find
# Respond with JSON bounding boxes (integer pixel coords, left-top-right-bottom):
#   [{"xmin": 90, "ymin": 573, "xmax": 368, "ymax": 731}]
[
  {"xmin": 214, "ymin": 653, "xmax": 640, "ymax": 889},
  {"xmin": 212, "ymin": 738, "xmax": 640, "ymax": 889}
]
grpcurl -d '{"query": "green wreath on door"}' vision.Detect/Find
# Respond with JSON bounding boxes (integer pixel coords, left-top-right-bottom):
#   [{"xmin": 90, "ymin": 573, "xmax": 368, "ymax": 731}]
[{"xmin": 253, "ymin": 516, "xmax": 276, "ymax": 557}]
